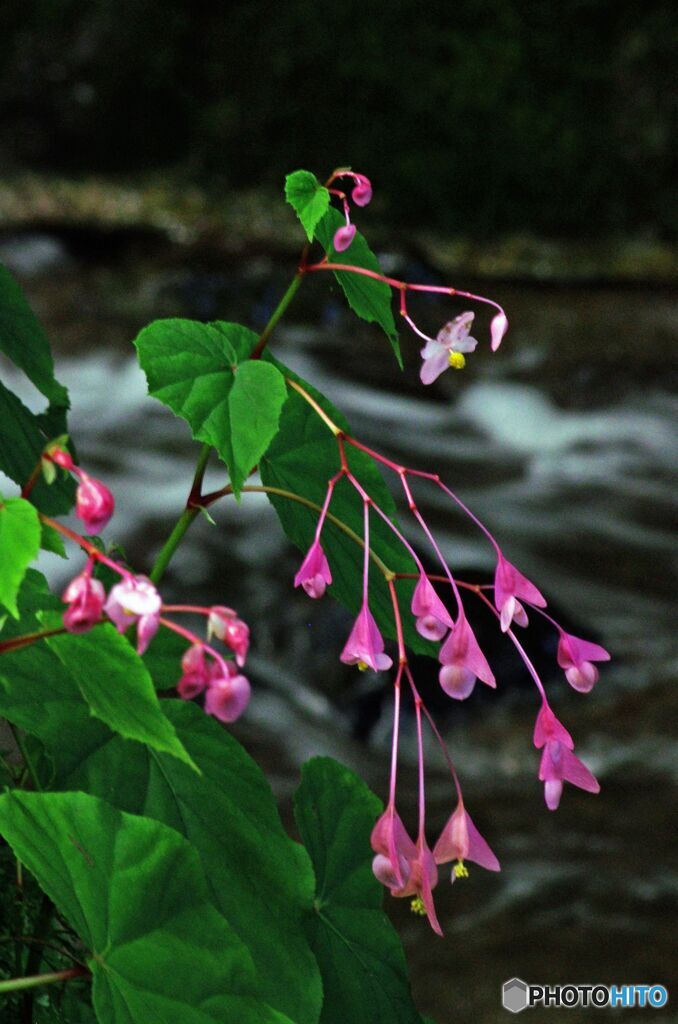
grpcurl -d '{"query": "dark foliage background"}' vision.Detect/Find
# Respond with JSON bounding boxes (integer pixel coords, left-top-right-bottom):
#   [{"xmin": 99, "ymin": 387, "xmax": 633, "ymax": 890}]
[{"xmin": 1, "ymin": 0, "xmax": 675, "ymax": 238}]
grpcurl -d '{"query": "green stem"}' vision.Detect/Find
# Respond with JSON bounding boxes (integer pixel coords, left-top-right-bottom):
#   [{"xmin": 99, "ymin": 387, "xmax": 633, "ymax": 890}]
[
  {"xmin": 250, "ymin": 271, "xmax": 304, "ymax": 359},
  {"xmin": 20, "ymin": 894, "xmax": 54, "ymax": 1024},
  {"xmin": 7, "ymin": 724, "xmax": 42, "ymax": 792},
  {"xmin": 188, "ymin": 444, "xmax": 212, "ymax": 502},
  {"xmin": 0, "ymin": 967, "xmax": 87, "ymax": 995},
  {"xmin": 0, "ymin": 627, "xmax": 66, "ymax": 656},
  {"xmin": 149, "ymin": 507, "xmax": 199, "ymax": 585}
]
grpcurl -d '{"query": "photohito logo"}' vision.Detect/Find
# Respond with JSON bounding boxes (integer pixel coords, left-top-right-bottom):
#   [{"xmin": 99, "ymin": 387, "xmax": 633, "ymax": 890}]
[{"xmin": 502, "ymin": 979, "xmax": 668, "ymax": 1013}]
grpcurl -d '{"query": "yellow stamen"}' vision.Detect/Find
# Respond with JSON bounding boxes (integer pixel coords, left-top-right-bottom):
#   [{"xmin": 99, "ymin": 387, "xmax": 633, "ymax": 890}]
[
  {"xmin": 410, "ymin": 896, "xmax": 427, "ymax": 916},
  {"xmin": 448, "ymin": 352, "xmax": 466, "ymax": 370},
  {"xmin": 357, "ymin": 660, "xmax": 369, "ymax": 672},
  {"xmin": 453, "ymin": 859, "xmax": 469, "ymax": 879}
]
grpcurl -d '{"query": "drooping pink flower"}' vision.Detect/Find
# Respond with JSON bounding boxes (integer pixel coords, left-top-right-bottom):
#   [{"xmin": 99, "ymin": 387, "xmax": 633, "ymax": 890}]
[
  {"xmin": 533, "ymin": 702, "xmax": 599, "ymax": 810},
  {"xmin": 75, "ymin": 473, "xmax": 115, "ymax": 534},
  {"xmin": 419, "ymin": 312, "xmax": 478, "ymax": 385},
  {"xmin": 294, "ymin": 539, "xmax": 332, "ymax": 598},
  {"xmin": 340, "ymin": 603, "xmax": 392, "ymax": 672},
  {"xmin": 208, "ymin": 606, "xmax": 250, "ymax": 667},
  {"xmin": 494, "ymin": 553, "xmax": 546, "ymax": 632},
  {"xmin": 438, "ymin": 613, "xmax": 495, "ymax": 700},
  {"xmin": 62, "ymin": 569, "xmax": 105, "ymax": 634},
  {"xmin": 410, "ymin": 574, "xmax": 454, "ymax": 641},
  {"xmin": 204, "ymin": 671, "xmax": 251, "ymax": 723},
  {"xmin": 433, "ymin": 803, "xmax": 500, "ymax": 878},
  {"xmin": 104, "ymin": 574, "xmax": 161, "ymax": 654},
  {"xmin": 557, "ymin": 630, "xmax": 610, "ymax": 693},
  {"xmin": 351, "ymin": 175, "xmax": 373, "ymax": 207},
  {"xmin": 391, "ymin": 837, "xmax": 443, "ymax": 937},
  {"xmin": 333, "ymin": 223, "xmax": 356, "ymax": 252},
  {"xmin": 539, "ymin": 740, "xmax": 600, "ymax": 811},
  {"xmin": 371, "ymin": 806, "xmax": 417, "ymax": 890}
]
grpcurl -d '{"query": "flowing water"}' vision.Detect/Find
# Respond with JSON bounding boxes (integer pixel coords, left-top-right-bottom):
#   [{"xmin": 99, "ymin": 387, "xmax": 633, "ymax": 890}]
[{"xmin": 1, "ymin": 231, "xmax": 676, "ymax": 1022}]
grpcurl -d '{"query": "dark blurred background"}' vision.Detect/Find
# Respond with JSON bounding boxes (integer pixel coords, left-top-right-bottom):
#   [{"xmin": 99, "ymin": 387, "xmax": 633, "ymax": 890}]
[
  {"xmin": 1, "ymin": 4, "xmax": 676, "ymax": 1023},
  {"xmin": 1, "ymin": 0, "xmax": 675, "ymax": 238}
]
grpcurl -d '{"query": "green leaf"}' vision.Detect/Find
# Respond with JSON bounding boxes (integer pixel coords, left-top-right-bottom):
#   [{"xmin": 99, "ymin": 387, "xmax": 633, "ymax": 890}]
[
  {"xmin": 0, "ymin": 380, "xmax": 75, "ymax": 515},
  {"xmin": 295, "ymin": 758, "xmax": 426, "ymax": 1024},
  {"xmin": 314, "ymin": 207, "xmax": 401, "ymax": 367},
  {"xmin": 224, "ymin": 360, "xmax": 288, "ymax": 497},
  {"xmin": 47, "ymin": 700, "xmax": 323, "ymax": 1024},
  {"xmin": 134, "ymin": 319, "xmax": 287, "ymax": 497},
  {"xmin": 42, "ymin": 623, "xmax": 197, "ymax": 771},
  {"xmin": 260, "ymin": 361, "xmax": 436, "ymax": 657},
  {"xmin": 40, "ymin": 520, "xmax": 67, "ymax": 557},
  {"xmin": 0, "ymin": 265, "xmax": 69, "ymax": 411},
  {"xmin": 0, "ymin": 496, "xmax": 41, "ymax": 616},
  {"xmin": 0, "ymin": 790, "xmax": 295, "ymax": 1024},
  {"xmin": 285, "ymin": 170, "xmax": 331, "ymax": 242}
]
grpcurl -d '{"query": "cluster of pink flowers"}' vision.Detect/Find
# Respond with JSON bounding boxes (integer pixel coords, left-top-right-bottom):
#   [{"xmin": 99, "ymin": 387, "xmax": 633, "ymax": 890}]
[
  {"xmin": 48, "ymin": 447, "xmax": 252, "ymax": 724},
  {"xmin": 293, "ymin": 431, "xmax": 610, "ymax": 935},
  {"xmin": 312, "ymin": 171, "xmax": 509, "ymax": 384}
]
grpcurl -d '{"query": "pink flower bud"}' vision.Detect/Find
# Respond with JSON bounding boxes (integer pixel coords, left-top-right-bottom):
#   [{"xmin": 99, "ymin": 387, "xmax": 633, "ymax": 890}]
[
  {"xmin": 208, "ymin": 606, "xmax": 250, "ymax": 666},
  {"xmin": 204, "ymin": 673, "xmax": 251, "ymax": 723},
  {"xmin": 351, "ymin": 176, "xmax": 373, "ymax": 207},
  {"xmin": 490, "ymin": 311, "xmax": 508, "ymax": 351},
  {"xmin": 75, "ymin": 474, "xmax": 115, "ymax": 534},
  {"xmin": 333, "ymin": 224, "xmax": 356, "ymax": 252},
  {"xmin": 62, "ymin": 570, "xmax": 105, "ymax": 634}
]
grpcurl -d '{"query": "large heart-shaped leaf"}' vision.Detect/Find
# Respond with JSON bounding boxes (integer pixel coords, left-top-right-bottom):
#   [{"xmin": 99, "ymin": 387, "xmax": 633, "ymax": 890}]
[
  {"xmin": 0, "ymin": 790, "xmax": 295, "ymax": 1024},
  {"xmin": 134, "ymin": 319, "xmax": 287, "ymax": 496},
  {"xmin": 45, "ymin": 700, "xmax": 323, "ymax": 1024}
]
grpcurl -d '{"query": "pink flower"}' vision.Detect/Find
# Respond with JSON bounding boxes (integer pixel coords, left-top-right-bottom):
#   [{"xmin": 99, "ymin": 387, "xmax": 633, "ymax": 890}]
[
  {"xmin": 539, "ymin": 740, "xmax": 600, "ymax": 810},
  {"xmin": 204, "ymin": 671, "xmax": 251, "ymax": 723},
  {"xmin": 294, "ymin": 540, "xmax": 332, "ymax": 598},
  {"xmin": 177, "ymin": 643, "xmax": 220, "ymax": 700},
  {"xmin": 371, "ymin": 807, "xmax": 417, "ymax": 890},
  {"xmin": 433, "ymin": 803, "xmax": 500, "ymax": 877},
  {"xmin": 208, "ymin": 606, "xmax": 250, "ymax": 667},
  {"xmin": 340, "ymin": 603, "xmax": 392, "ymax": 672},
  {"xmin": 351, "ymin": 175, "xmax": 373, "ymax": 207},
  {"xmin": 333, "ymin": 223, "xmax": 356, "ymax": 252},
  {"xmin": 62, "ymin": 570, "xmax": 105, "ymax": 634},
  {"xmin": 410, "ymin": 574, "xmax": 453, "ymax": 641},
  {"xmin": 104, "ymin": 574, "xmax": 161, "ymax": 654},
  {"xmin": 419, "ymin": 312, "xmax": 478, "ymax": 385},
  {"xmin": 557, "ymin": 631, "xmax": 610, "ymax": 693},
  {"xmin": 438, "ymin": 613, "xmax": 495, "ymax": 700},
  {"xmin": 392, "ymin": 837, "xmax": 443, "ymax": 937},
  {"xmin": 494, "ymin": 553, "xmax": 546, "ymax": 632},
  {"xmin": 75, "ymin": 473, "xmax": 115, "ymax": 534},
  {"xmin": 533, "ymin": 703, "xmax": 599, "ymax": 810}
]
